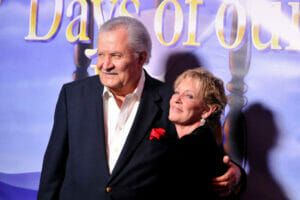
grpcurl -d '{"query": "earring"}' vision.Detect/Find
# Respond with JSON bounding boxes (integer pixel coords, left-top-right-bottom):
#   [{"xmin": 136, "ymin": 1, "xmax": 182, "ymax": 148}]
[{"xmin": 200, "ymin": 115, "xmax": 206, "ymax": 126}]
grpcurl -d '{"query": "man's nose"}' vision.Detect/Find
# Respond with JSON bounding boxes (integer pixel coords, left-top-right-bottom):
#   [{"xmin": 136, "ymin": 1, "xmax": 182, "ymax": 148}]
[{"xmin": 101, "ymin": 56, "xmax": 113, "ymax": 70}]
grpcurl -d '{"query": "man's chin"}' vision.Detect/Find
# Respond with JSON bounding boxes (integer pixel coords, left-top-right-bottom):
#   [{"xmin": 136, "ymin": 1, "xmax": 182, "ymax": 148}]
[
  {"xmin": 99, "ymin": 77, "xmax": 119, "ymax": 88},
  {"xmin": 103, "ymin": 83, "xmax": 120, "ymax": 89}
]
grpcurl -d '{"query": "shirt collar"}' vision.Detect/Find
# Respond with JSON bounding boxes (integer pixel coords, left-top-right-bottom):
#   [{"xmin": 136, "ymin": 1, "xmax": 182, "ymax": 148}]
[{"xmin": 102, "ymin": 70, "xmax": 145, "ymax": 100}]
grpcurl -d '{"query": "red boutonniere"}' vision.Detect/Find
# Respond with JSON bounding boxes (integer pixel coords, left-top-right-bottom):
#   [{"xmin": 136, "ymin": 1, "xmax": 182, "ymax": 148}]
[{"xmin": 149, "ymin": 128, "xmax": 166, "ymax": 140}]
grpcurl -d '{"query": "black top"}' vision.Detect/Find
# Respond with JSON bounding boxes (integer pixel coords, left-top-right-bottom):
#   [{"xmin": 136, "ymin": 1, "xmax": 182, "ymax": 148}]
[{"xmin": 162, "ymin": 125, "xmax": 228, "ymax": 200}]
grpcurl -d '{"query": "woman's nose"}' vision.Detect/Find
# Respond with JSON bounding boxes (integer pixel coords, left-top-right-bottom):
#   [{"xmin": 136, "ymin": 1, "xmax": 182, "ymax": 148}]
[{"xmin": 174, "ymin": 94, "xmax": 182, "ymax": 104}]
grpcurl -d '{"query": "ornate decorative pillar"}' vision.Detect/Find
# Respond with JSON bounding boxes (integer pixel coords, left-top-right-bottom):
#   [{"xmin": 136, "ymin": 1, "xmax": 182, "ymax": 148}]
[
  {"xmin": 73, "ymin": 0, "xmax": 94, "ymax": 80},
  {"xmin": 224, "ymin": 3, "xmax": 251, "ymax": 166}
]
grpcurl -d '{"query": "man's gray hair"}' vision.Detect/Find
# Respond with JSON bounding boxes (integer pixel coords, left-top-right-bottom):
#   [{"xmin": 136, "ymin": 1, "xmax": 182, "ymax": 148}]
[{"xmin": 98, "ymin": 16, "xmax": 152, "ymax": 64}]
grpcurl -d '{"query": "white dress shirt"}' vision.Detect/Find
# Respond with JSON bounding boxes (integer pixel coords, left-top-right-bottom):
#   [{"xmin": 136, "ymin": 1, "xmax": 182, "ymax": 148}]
[{"xmin": 102, "ymin": 71, "xmax": 145, "ymax": 174}]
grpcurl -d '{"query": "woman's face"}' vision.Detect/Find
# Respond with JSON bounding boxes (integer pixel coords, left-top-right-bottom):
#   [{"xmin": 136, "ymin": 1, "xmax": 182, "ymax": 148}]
[{"xmin": 169, "ymin": 78, "xmax": 207, "ymax": 126}]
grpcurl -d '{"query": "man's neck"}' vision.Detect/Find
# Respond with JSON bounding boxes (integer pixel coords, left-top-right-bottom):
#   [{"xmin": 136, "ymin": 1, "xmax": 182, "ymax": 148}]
[
  {"xmin": 110, "ymin": 92, "xmax": 126, "ymax": 108},
  {"xmin": 108, "ymin": 71, "xmax": 144, "ymax": 108}
]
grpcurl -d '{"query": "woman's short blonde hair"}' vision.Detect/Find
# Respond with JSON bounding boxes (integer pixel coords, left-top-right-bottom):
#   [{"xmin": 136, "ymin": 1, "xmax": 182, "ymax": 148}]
[{"xmin": 174, "ymin": 68, "xmax": 227, "ymax": 132}]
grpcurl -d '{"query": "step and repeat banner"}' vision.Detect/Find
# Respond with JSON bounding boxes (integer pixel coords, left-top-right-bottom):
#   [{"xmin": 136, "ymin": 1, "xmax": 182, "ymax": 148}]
[{"xmin": 0, "ymin": 0, "xmax": 299, "ymax": 199}]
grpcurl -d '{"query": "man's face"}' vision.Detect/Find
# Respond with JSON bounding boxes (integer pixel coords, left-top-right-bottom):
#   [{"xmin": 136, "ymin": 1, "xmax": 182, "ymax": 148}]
[{"xmin": 97, "ymin": 27, "xmax": 143, "ymax": 95}]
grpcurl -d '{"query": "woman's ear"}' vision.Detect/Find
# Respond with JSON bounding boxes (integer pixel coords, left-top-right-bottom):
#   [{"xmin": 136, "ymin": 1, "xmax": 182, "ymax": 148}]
[{"xmin": 202, "ymin": 105, "xmax": 217, "ymax": 119}]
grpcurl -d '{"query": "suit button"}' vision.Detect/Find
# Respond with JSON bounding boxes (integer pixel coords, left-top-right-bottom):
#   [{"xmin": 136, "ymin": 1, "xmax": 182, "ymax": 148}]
[{"xmin": 106, "ymin": 186, "xmax": 112, "ymax": 192}]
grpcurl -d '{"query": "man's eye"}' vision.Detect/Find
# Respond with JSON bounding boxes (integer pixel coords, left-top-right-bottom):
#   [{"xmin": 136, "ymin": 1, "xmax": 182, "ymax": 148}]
[
  {"xmin": 173, "ymin": 91, "xmax": 179, "ymax": 95},
  {"xmin": 112, "ymin": 53, "xmax": 122, "ymax": 58}
]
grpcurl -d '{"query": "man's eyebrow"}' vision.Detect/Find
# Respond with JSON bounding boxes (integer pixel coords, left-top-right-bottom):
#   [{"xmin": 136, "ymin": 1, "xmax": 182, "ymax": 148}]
[{"xmin": 111, "ymin": 51, "xmax": 122, "ymax": 55}]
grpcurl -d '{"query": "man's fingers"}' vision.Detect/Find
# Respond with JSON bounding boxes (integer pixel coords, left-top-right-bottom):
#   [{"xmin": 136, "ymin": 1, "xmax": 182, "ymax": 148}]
[
  {"xmin": 212, "ymin": 157, "xmax": 242, "ymax": 197},
  {"xmin": 212, "ymin": 181, "xmax": 229, "ymax": 188},
  {"xmin": 212, "ymin": 157, "xmax": 234, "ymax": 182},
  {"xmin": 212, "ymin": 167, "xmax": 234, "ymax": 183},
  {"xmin": 212, "ymin": 176, "xmax": 235, "ymax": 188},
  {"xmin": 212, "ymin": 173, "xmax": 230, "ymax": 182},
  {"xmin": 223, "ymin": 155, "xmax": 230, "ymax": 165}
]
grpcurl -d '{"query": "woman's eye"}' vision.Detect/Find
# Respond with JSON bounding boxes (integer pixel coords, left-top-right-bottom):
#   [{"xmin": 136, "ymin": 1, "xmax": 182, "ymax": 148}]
[{"xmin": 185, "ymin": 94, "xmax": 193, "ymax": 99}]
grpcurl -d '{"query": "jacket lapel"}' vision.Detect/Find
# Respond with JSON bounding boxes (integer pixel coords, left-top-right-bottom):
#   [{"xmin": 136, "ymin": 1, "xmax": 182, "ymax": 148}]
[
  {"xmin": 108, "ymin": 73, "xmax": 162, "ymax": 181},
  {"xmin": 91, "ymin": 76, "xmax": 111, "ymax": 180}
]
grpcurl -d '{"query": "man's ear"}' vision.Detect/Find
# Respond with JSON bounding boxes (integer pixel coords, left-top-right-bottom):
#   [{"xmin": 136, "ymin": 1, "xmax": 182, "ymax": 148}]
[
  {"xmin": 138, "ymin": 51, "xmax": 147, "ymax": 66},
  {"xmin": 202, "ymin": 105, "xmax": 217, "ymax": 119}
]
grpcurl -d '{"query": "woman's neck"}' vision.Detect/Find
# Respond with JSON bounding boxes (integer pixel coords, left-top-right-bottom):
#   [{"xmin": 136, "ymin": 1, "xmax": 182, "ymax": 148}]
[{"xmin": 175, "ymin": 121, "xmax": 202, "ymax": 139}]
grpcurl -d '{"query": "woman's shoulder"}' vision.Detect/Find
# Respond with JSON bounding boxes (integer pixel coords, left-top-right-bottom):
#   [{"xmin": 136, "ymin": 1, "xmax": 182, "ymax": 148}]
[{"xmin": 179, "ymin": 125, "xmax": 215, "ymax": 144}]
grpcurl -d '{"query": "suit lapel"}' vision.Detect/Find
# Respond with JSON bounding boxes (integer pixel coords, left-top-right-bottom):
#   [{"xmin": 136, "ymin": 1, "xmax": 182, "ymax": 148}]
[
  {"xmin": 108, "ymin": 74, "xmax": 161, "ymax": 181},
  {"xmin": 91, "ymin": 76, "xmax": 111, "ymax": 180}
]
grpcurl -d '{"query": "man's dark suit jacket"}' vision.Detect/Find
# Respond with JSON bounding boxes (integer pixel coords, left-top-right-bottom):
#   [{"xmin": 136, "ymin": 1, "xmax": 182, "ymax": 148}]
[{"xmin": 37, "ymin": 72, "xmax": 176, "ymax": 200}]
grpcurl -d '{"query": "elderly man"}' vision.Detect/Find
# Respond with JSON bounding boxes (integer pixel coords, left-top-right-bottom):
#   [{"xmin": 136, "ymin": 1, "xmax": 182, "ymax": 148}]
[{"xmin": 38, "ymin": 16, "xmax": 244, "ymax": 200}]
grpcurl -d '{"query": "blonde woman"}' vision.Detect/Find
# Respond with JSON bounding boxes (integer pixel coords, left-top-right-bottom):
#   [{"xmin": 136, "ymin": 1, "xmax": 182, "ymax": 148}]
[{"xmin": 166, "ymin": 68, "xmax": 231, "ymax": 200}]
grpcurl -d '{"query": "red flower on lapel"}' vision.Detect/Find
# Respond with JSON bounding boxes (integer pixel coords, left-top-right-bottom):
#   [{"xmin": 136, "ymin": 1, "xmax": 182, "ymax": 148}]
[{"xmin": 149, "ymin": 128, "xmax": 166, "ymax": 140}]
